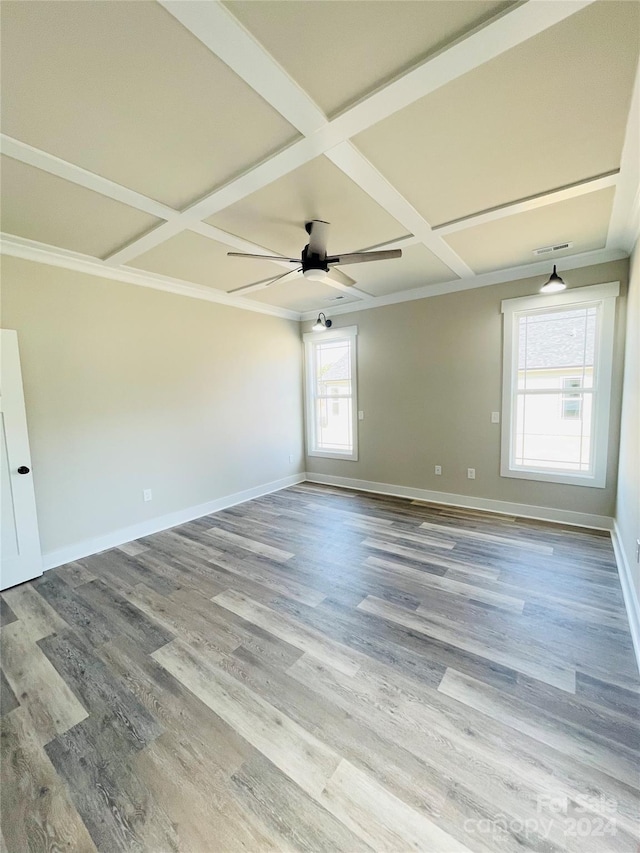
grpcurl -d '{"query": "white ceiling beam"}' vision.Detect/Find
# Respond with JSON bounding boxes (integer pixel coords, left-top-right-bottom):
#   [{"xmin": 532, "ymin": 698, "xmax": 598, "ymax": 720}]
[
  {"xmin": 228, "ymin": 275, "xmax": 298, "ymax": 296},
  {"xmin": 326, "ymin": 142, "xmax": 473, "ymax": 278},
  {"xmin": 1, "ymin": 134, "xmax": 177, "ymax": 221},
  {"xmin": 357, "ymin": 235, "xmax": 420, "ymax": 253},
  {"xmin": 324, "ymin": 1, "xmax": 596, "ymax": 144},
  {"xmin": 159, "ymin": 0, "xmax": 326, "ymax": 137},
  {"xmin": 189, "ymin": 221, "xmax": 296, "ymax": 266},
  {"xmin": 106, "ymin": 0, "xmax": 594, "ymax": 268},
  {"xmin": 105, "ymin": 218, "xmax": 191, "ymax": 266},
  {"xmin": 0, "ymin": 233, "xmax": 300, "ymax": 320},
  {"xmin": 434, "ymin": 171, "xmax": 620, "ymax": 236},
  {"xmin": 0, "ymin": 0, "xmax": 624, "ymax": 317},
  {"xmin": 607, "ymin": 61, "xmax": 640, "ymax": 253},
  {"xmin": 104, "ymin": 136, "xmax": 323, "ymax": 265}
]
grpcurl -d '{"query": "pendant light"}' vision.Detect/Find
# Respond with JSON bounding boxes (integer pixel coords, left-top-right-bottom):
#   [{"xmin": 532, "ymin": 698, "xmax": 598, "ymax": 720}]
[{"xmin": 540, "ymin": 265, "xmax": 567, "ymax": 293}]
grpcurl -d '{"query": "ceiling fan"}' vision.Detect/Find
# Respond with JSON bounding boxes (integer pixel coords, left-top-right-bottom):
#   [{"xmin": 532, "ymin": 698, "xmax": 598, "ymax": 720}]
[{"xmin": 227, "ymin": 220, "xmax": 402, "ymax": 294}]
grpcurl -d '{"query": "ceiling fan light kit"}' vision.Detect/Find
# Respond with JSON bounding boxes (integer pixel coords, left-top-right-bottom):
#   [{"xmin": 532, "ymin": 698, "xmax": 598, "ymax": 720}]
[
  {"xmin": 303, "ymin": 268, "xmax": 329, "ymax": 283},
  {"xmin": 540, "ymin": 264, "xmax": 567, "ymax": 293},
  {"xmin": 228, "ymin": 220, "xmax": 403, "ymax": 291}
]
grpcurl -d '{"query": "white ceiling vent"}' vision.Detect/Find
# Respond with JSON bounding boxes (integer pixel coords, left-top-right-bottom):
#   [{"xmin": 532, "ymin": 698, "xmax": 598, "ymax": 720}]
[{"xmin": 533, "ymin": 242, "xmax": 573, "ymax": 256}]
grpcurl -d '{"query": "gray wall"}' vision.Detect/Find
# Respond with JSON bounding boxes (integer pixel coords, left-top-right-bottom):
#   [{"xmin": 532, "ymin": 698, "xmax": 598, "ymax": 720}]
[
  {"xmin": 616, "ymin": 243, "xmax": 639, "ymax": 604},
  {"xmin": 2, "ymin": 256, "xmax": 304, "ymax": 557},
  {"xmin": 304, "ymin": 259, "xmax": 629, "ymax": 520},
  {"xmin": 3, "ymin": 252, "xmax": 631, "ymax": 565}
]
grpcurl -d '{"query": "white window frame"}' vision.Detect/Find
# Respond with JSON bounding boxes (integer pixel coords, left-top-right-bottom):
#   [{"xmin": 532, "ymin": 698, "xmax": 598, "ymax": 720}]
[
  {"xmin": 303, "ymin": 325, "xmax": 358, "ymax": 461},
  {"xmin": 500, "ymin": 282, "xmax": 619, "ymax": 488}
]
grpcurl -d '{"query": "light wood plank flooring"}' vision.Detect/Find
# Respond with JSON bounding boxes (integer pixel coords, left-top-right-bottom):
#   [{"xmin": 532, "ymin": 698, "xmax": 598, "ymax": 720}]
[{"xmin": 1, "ymin": 483, "xmax": 639, "ymax": 852}]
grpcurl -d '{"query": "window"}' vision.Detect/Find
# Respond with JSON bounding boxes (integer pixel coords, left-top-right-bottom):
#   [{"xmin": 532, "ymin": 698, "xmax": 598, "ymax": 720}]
[
  {"xmin": 501, "ymin": 282, "xmax": 619, "ymax": 487},
  {"xmin": 303, "ymin": 326, "xmax": 358, "ymax": 460}
]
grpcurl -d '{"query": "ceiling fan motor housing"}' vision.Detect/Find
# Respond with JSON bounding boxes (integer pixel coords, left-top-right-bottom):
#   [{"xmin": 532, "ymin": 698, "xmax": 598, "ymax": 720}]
[{"xmin": 301, "ymin": 243, "xmax": 329, "ymax": 273}]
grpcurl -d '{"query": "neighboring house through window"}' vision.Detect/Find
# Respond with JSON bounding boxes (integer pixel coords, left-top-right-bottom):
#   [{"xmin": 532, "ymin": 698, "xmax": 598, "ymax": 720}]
[
  {"xmin": 303, "ymin": 326, "xmax": 358, "ymax": 460},
  {"xmin": 501, "ymin": 282, "xmax": 619, "ymax": 487},
  {"xmin": 561, "ymin": 377, "xmax": 583, "ymax": 420}
]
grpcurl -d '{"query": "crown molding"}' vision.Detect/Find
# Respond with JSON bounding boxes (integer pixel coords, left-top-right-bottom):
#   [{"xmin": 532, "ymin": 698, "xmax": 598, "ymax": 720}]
[
  {"xmin": 0, "ymin": 234, "xmax": 300, "ymax": 321},
  {"xmin": 1, "ymin": 234, "xmax": 629, "ymax": 324},
  {"xmin": 300, "ymin": 246, "xmax": 629, "ymax": 320},
  {"xmin": 2, "ymin": 232, "xmax": 629, "ymax": 325}
]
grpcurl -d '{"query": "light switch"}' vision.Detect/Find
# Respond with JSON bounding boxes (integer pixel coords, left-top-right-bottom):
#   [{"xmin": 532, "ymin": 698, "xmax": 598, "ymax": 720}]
[
  {"xmin": 358, "ymin": 411, "xmax": 364, "ymax": 420},
  {"xmin": 491, "ymin": 412, "xmax": 500, "ymax": 423}
]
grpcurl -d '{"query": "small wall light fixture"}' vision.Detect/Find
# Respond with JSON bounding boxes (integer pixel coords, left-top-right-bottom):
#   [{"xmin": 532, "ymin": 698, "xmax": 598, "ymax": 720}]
[
  {"xmin": 540, "ymin": 265, "xmax": 567, "ymax": 293},
  {"xmin": 312, "ymin": 312, "xmax": 332, "ymax": 331}
]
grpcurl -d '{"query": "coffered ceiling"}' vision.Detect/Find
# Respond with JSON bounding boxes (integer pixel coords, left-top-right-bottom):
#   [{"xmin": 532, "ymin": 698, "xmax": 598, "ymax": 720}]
[{"xmin": 1, "ymin": 0, "xmax": 638, "ymax": 320}]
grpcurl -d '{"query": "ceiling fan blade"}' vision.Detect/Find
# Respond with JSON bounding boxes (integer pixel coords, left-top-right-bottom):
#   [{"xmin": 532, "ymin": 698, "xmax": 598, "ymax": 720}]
[
  {"xmin": 327, "ymin": 267, "xmax": 356, "ymax": 287},
  {"xmin": 227, "ymin": 252, "xmax": 299, "ymax": 262},
  {"xmin": 327, "ymin": 249, "xmax": 403, "ymax": 266},
  {"xmin": 306, "ymin": 220, "xmax": 330, "ymax": 257},
  {"xmin": 228, "ymin": 267, "xmax": 302, "ymax": 294}
]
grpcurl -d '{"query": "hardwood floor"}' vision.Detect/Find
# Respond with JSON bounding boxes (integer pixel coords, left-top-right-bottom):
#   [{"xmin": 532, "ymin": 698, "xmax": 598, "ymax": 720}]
[{"xmin": 1, "ymin": 483, "xmax": 639, "ymax": 852}]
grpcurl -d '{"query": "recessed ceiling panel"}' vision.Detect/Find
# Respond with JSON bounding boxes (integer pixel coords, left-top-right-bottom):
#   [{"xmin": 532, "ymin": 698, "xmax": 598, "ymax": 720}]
[
  {"xmin": 207, "ymin": 155, "xmax": 408, "ymax": 258},
  {"xmin": 1, "ymin": 1, "xmax": 297, "ymax": 209},
  {"xmin": 250, "ymin": 278, "xmax": 361, "ymax": 314},
  {"xmin": 444, "ymin": 188, "xmax": 615, "ymax": 275},
  {"xmin": 0, "ymin": 156, "xmax": 161, "ymax": 258},
  {"xmin": 127, "ymin": 231, "xmax": 283, "ymax": 291},
  {"xmin": 355, "ymin": 1, "xmax": 640, "ymax": 225},
  {"xmin": 225, "ymin": 1, "xmax": 511, "ymax": 117},
  {"xmin": 351, "ymin": 244, "xmax": 459, "ymax": 297}
]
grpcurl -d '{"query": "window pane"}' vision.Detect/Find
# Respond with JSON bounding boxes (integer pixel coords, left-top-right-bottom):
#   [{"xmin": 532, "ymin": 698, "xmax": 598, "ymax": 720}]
[
  {"xmin": 315, "ymin": 340, "xmax": 351, "ymax": 397},
  {"xmin": 517, "ymin": 307, "xmax": 596, "ymax": 391},
  {"xmin": 514, "ymin": 391, "xmax": 592, "ymax": 471},
  {"xmin": 315, "ymin": 396, "xmax": 353, "ymax": 453}
]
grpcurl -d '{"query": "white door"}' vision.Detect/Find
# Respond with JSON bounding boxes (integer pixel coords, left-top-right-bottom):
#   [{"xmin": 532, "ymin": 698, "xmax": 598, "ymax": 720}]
[{"xmin": 1, "ymin": 330, "xmax": 42, "ymax": 590}]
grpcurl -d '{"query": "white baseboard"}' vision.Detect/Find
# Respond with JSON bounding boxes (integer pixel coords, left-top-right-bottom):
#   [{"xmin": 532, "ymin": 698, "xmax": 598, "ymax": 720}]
[
  {"xmin": 611, "ymin": 520, "xmax": 640, "ymax": 675},
  {"xmin": 42, "ymin": 473, "xmax": 306, "ymax": 571},
  {"xmin": 304, "ymin": 472, "xmax": 614, "ymax": 530}
]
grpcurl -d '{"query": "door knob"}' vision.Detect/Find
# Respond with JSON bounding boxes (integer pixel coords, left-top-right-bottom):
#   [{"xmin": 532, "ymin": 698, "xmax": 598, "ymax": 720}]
[{"xmin": 17, "ymin": 466, "xmax": 30, "ymax": 474}]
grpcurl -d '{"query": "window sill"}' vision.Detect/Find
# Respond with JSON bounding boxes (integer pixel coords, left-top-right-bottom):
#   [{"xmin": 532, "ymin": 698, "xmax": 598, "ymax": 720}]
[
  {"xmin": 500, "ymin": 465, "xmax": 605, "ymax": 489},
  {"xmin": 307, "ymin": 449, "xmax": 359, "ymax": 462}
]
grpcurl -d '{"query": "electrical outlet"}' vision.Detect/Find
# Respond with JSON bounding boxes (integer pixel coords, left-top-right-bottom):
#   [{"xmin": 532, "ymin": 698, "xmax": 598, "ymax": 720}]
[
  {"xmin": 491, "ymin": 411, "xmax": 500, "ymax": 423},
  {"xmin": 289, "ymin": 454, "xmax": 294, "ymax": 463},
  {"xmin": 143, "ymin": 489, "xmax": 152, "ymax": 502},
  {"xmin": 467, "ymin": 468, "xmax": 476, "ymax": 479},
  {"xmin": 434, "ymin": 465, "xmax": 442, "ymax": 475}
]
